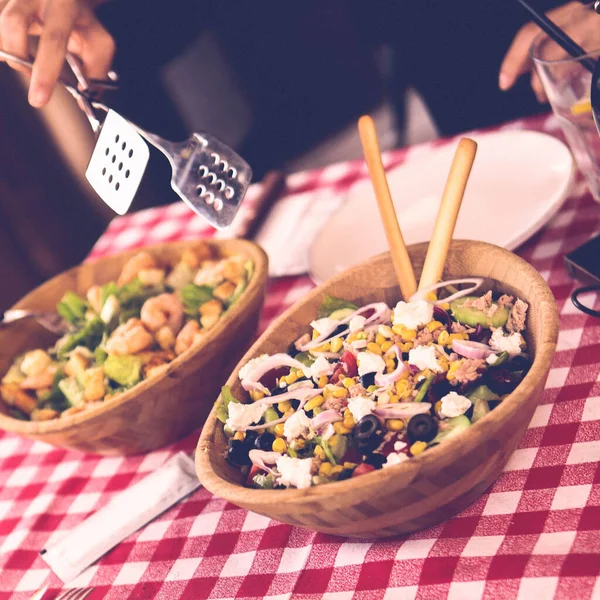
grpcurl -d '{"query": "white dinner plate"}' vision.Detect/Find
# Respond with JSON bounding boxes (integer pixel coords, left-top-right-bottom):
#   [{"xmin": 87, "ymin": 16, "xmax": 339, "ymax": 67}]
[{"xmin": 308, "ymin": 130, "xmax": 575, "ymax": 284}]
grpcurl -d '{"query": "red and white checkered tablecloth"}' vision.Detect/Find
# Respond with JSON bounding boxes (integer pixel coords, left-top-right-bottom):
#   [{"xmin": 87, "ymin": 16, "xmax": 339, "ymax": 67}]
[{"xmin": 2, "ymin": 113, "xmax": 600, "ymax": 600}]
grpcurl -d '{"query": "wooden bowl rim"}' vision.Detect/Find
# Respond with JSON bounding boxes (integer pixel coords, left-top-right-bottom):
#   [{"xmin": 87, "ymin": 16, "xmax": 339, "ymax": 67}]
[
  {"xmin": 0, "ymin": 238, "xmax": 268, "ymax": 435},
  {"xmin": 196, "ymin": 240, "xmax": 559, "ymax": 506}
]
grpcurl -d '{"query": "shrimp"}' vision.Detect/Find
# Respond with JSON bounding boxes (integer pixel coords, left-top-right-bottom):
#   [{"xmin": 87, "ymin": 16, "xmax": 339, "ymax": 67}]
[
  {"xmin": 175, "ymin": 320, "xmax": 205, "ymax": 356},
  {"xmin": 1, "ymin": 384, "xmax": 37, "ymax": 414},
  {"xmin": 105, "ymin": 319, "xmax": 154, "ymax": 356},
  {"xmin": 118, "ymin": 251, "xmax": 157, "ymax": 286},
  {"xmin": 20, "ymin": 366, "xmax": 57, "ymax": 390},
  {"xmin": 141, "ymin": 293, "xmax": 184, "ymax": 335},
  {"xmin": 155, "ymin": 325, "xmax": 176, "ymax": 351}
]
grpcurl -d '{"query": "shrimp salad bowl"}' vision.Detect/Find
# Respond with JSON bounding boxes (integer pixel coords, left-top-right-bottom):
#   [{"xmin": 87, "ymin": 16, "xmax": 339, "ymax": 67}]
[
  {"xmin": 0, "ymin": 239, "xmax": 267, "ymax": 455},
  {"xmin": 196, "ymin": 241, "xmax": 558, "ymax": 538}
]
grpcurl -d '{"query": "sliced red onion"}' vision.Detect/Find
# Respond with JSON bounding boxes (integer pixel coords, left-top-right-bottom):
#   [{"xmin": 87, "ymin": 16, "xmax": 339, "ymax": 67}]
[
  {"xmin": 374, "ymin": 402, "xmax": 432, "ymax": 419},
  {"xmin": 409, "ymin": 278, "xmax": 484, "ymax": 305},
  {"xmin": 245, "ymin": 389, "xmax": 322, "ymax": 431},
  {"xmin": 255, "ymin": 382, "xmax": 316, "ymax": 406},
  {"xmin": 451, "ymin": 338, "xmax": 494, "ymax": 359},
  {"xmin": 309, "ymin": 351, "xmax": 342, "ymax": 360},
  {"xmin": 297, "ymin": 302, "xmax": 391, "ymax": 351},
  {"xmin": 310, "ymin": 409, "xmax": 343, "ymax": 431},
  {"xmin": 241, "ymin": 353, "xmax": 307, "ymax": 393},
  {"xmin": 248, "ymin": 450, "xmax": 281, "ymax": 476},
  {"xmin": 375, "ymin": 346, "xmax": 407, "ymax": 387}
]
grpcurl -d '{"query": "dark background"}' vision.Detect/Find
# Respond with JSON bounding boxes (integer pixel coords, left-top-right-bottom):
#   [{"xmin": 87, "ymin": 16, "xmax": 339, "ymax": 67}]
[{"xmin": 0, "ymin": 0, "xmax": 561, "ymax": 311}]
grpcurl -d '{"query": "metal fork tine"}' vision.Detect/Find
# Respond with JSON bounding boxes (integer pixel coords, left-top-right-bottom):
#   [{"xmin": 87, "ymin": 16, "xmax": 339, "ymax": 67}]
[{"xmin": 56, "ymin": 589, "xmax": 94, "ymax": 600}]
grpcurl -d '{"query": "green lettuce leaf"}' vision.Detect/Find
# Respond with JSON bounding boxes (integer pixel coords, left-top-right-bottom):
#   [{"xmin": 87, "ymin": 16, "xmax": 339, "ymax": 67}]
[
  {"xmin": 181, "ymin": 283, "xmax": 213, "ymax": 317},
  {"xmin": 57, "ymin": 317, "xmax": 105, "ymax": 359},
  {"xmin": 216, "ymin": 385, "xmax": 240, "ymax": 423},
  {"xmin": 56, "ymin": 291, "xmax": 89, "ymax": 325}
]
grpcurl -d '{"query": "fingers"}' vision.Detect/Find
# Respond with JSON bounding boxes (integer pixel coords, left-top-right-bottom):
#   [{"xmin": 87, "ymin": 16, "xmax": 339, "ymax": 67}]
[
  {"xmin": 76, "ymin": 13, "xmax": 115, "ymax": 80},
  {"xmin": 499, "ymin": 22, "xmax": 539, "ymax": 91},
  {"xmin": 530, "ymin": 72, "xmax": 547, "ymax": 103},
  {"xmin": 0, "ymin": 0, "xmax": 38, "ymax": 74},
  {"xmin": 29, "ymin": 0, "xmax": 78, "ymax": 106}
]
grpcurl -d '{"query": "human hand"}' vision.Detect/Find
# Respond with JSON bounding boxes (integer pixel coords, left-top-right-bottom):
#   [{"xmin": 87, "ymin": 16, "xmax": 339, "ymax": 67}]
[
  {"xmin": 499, "ymin": 2, "xmax": 600, "ymax": 102},
  {"xmin": 0, "ymin": 0, "xmax": 115, "ymax": 107}
]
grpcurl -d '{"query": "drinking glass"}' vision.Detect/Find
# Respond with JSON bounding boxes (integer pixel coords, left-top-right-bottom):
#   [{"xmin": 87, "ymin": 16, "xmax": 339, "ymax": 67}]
[{"xmin": 531, "ymin": 32, "xmax": 600, "ymax": 201}]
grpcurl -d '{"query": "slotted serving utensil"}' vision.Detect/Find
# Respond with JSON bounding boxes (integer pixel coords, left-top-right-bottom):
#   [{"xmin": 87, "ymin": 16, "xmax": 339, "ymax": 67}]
[
  {"xmin": 1, "ymin": 309, "xmax": 70, "ymax": 335},
  {"xmin": 86, "ymin": 101, "xmax": 253, "ymax": 228},
  {"xmin": 1, "ymin": 47, "xmax": 252, "ymax": 228}
]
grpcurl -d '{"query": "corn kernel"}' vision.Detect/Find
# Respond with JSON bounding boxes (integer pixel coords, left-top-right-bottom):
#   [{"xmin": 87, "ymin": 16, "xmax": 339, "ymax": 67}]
[
  {"xmin": 343, "ymin": 462, "xmax": 358, "ymax": 469},
  {"xmin": 333, "ymin": 387, "xmax": 348, "ymax": 398},
  {"xmin": 311, "ymin": 341, "xmax": 331, "ymax": 353},
  {"xmin": 404, "ymin": 329, "xmax": 417, "ymax": 341},
  {"xmin": 319, "ymin": 462, "xmax": 333, "ymax": 476},
  {"xmin": 343, "ymin": 418, "xmax": 356, "ymax": 430},
  {"xmin": 330, "ymin": 337, "xmax": 343, "ymax": 353},
  {"xmin": 425, "ymin": 291, "xmax": 437, "ymax": 302},
  {"xmin": 438, "ymin": 331, "xmax": 450, "ymax": 346},
  {"xmin": 286, "ymin": 372, "xmax": 299, "ymax": 385},
  {"xmin": 427, "ymin": 320, "xmax": 443, "ymax": 332},
  {"xmin": 376, "ymin": 333, "xmax": 387, "ymax": 346},
  {"xmin": 318, "ymin": 375, "xmax": 329, "ymax": 389},
  {"xmin": 378, "ymin": 325, "xmax": 394, "ymax": 339},
  {"xmin": 388, "ymin": 393, "xmax": 399, "ymax": 404},
  {"xmin": 272, "ymin": 438, "xmax": 287, "ymax": 453},
  {"xmin": 278, "ymin": 400, "xmax": 292, "ymax": 413},
  {"xmin": 233, "ymin": 431, "xmax": 245, "ymax": 441},
  {"xmin": 439, "ymin": 358, "xmax": 449, "ymax": 372},
  {"xmin": 294, "ymin": 439, "xmax": 306, "ymax": 450},
  {"xmin": 333, "ymin": 422, "xmax": 352, "ymax": 435},
  {"xmin": 434, "ymin": 400, "xmax": 442, "ymax": 415},
  {"xmin": 347, "ymin": 332, "xmax": 359, "ymax": 343},
  {"xmin": 386, "ymin": 358, "xmax": 396, "ymax": 371},
  {"xmin": 400, "ymin": 342, "xmax": 414, "ymax": 352},
  {"xmin": 314, "ymin": 445, "xmax": 326, "ymax": 460},
  {"xmin": 249, "ymin": 390, "xmax": 265, "ymax": 402},
  {"xmin": 312, "ymin": 329, "xmax": 320, "ymax": 340},
  {"xmin": 357, "ymin": 332, "xmax": 368, "ymax": 340},
  {"xmin": 296, "ymin": 369, "xmax": 305, "ymax": 377},
  {"xmin": 410, "ymin": 441, "xmax": 427, "ymax": 455},
  {"xmin": 367, "ymin": 342, "xmax": 382, "ymax": 355},
  {"xmin": 381, "ymin": 340, "xmax": 394, "ymax": 353},
  {"xmin": 274, "ymin": 423, "xmax": 286, "ymax": 437},
  {"xmin": 386, "ymin": 419, "xmax": 405, "ymax": 431},
  {"xmin": 438, "ymin": 302, "xmax": 450, "ymax": 311},
  {"xmin": 305, "ymin": 394, "xmax": 324, "ymax": 412},
  {"xmin": 343, "ymin": 377, "xmax": 355, "ymax": 389},
  {"xmin": 330, "ymin": 465, "xmax": 344, "ymax": 476},
  {"xmin": 392, "ymin": 324, "xmax": 404, "ymax": 336}
]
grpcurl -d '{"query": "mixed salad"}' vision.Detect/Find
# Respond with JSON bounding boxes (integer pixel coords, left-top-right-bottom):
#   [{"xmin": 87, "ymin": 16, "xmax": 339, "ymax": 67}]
[
  {"xmin": 216, "ymin": 279, "xmax": 530, "ymax": 490},
  {"xmin": 1, "ymin": 245, "xmax": 254, "ymax": 421}
]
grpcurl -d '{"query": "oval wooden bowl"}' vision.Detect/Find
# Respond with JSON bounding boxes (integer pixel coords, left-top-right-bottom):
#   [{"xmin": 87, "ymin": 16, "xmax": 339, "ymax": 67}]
[
  {"xmin": 196, "ymin": 240, "xmax": 558, "ymax": 538},
  {"xmin": 0, "ymin": 239, "xmax": 268, "ymax": 455}
]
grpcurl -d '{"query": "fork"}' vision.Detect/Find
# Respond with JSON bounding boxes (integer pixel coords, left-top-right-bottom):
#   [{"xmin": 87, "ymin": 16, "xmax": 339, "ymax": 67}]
[
  {"xmin": 1, "ymin": 309, "xmax": 70, "ymax": 336},
  {"xmin": 29, "ymin": 586, "xmax": 94, "ymax": 600}
]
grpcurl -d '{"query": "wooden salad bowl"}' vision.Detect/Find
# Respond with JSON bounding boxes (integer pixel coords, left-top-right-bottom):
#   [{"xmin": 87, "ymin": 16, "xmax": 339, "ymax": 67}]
[
  {"xmin": 196, "ymin": 240, "xmax": 558, "ymax": 538},
  {"xmin": 0, "ymin": 239, "xmax": 268, "ymax": 455}
]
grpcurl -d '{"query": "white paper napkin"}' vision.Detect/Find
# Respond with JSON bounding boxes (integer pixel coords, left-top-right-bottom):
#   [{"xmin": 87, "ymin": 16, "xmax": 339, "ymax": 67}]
[{"xmin": 41, "ymin": 452, "xmax": 201, "ymax": 583}]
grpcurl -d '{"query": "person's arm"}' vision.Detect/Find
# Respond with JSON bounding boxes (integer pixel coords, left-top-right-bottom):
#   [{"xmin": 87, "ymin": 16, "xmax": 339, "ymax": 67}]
[
  {"xmin": 499, "ymin": 1, "xmax": 600, "ymax": 101},
  {"xmin": 0, "ymin": 0, "xmax": 114, "ymax": 107}
]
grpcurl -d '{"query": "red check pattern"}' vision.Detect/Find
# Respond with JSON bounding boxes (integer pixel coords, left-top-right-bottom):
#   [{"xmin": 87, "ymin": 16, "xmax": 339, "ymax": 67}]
[{"xmin": 2, "ymin": 113, "xmax": 600, "ymax": 600}]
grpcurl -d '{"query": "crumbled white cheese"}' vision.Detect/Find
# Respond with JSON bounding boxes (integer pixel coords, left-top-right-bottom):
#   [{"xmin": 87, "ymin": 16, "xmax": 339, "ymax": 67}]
[
  {"xmin": 310, "ymin": 318, "xmax": 339, "ymax": 335},
  {"xmin": 393, "ymin": 300, "xmax": 434, "ymax": 330},
  {"xmin": 378, "ymin": 325, "xmax": 393, "ymax": 339},
  {"xmin": 357, "ymin": 352, "xmax": 386, "ymax": 377},
  {"xmin": 322, "ymin": 423, "xmax": 335, "ymax": 441},
  {"xmin": 349, "ymin": 315, "xmax": 367, "ymax": 332},
  {"xmin": 408, "ymin": 345, "xmax": 442, "ymax": 372},
  {"xmin": 348, "ymin": 395, "xmax": 376, "ymax": 422},
  {"xmin": 394, "ymin": 441, "xmax": 407, "ymax": 452},
  {"xmin": 279, "ymin": 380, "xmax": 288, "ymax": 388},
  {"xmin": 276, "ymin": 455, "xmax": 313, "ymax": 489},
  {"xmin": 377, "ymin": 392, "xmax": 390, "ymax": 405},
  {"xmin": 383, "ymin": 452, "xmax": 409, "ymax": 468},
  {"xmin": 283, "ymin": 409, "xmax": 311, "ymax": 441},
  {"xmin": 226, "ymin": 402, "xmax": 267, "ymax": 431},
  {"xmin": 238, "ymin": 354, "xmax": 269, "ymax": 381},
  {"xmin": 303, "ymin": 355, "xmax": 334, "ymax": 381},
  {"xmin": 440, "ymin": 391, "xmax": 472, "ymax": 419},
  {"xmin": 490, "ymin": 329, "xmax": 522, "ymax": 357},
  {"xmin": 486, "ymin": 353, "xmax": 499, "ymax": 365}
]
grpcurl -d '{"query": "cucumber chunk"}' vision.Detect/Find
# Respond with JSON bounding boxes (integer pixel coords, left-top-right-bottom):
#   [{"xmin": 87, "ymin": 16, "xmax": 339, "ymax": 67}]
[{"xmin": 450, "ymin": 297, "xmax": 509, "ymax": 328}]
